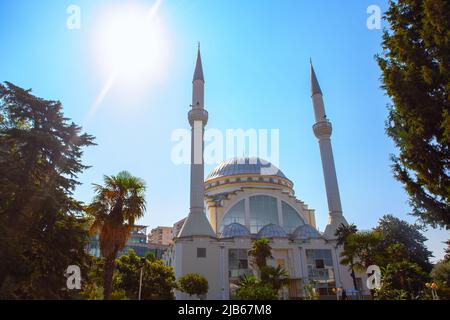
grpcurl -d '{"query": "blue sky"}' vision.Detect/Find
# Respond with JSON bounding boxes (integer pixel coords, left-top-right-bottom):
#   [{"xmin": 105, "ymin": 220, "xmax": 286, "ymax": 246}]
[{"xmin": 0, "ymin": 0, "xmax": 448, "ymax": 261}]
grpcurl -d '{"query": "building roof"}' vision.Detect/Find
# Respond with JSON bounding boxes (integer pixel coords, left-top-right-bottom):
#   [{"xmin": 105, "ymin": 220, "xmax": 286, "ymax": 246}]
[
  {"xmin": 220, "ymin": 223, "xmax": 251, "ymax": 239},
  {"xmin": 206, "ymin": 157, "xmax": 287, "ymax": 181},
  {"xmin": 291, "ymin": 224, "xmax": 321, "ymax": 241},
  {"xmin": 257, "ymin": 224, "xmax": 288, "ymax": 239}
]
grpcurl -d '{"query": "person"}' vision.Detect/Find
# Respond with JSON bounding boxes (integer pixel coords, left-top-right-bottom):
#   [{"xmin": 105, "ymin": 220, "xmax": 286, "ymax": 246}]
[{"xmin": 341, "ymin": 289, "xmax": 347, "ymax": 300}]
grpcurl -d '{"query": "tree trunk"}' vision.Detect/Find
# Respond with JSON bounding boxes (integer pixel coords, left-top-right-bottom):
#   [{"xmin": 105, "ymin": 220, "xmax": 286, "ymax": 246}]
[
  {"xmin": 350, "ymin": 266, "xmax": 358, "ymax": 291},
  {"xmin": 103, "ymin": 254, "xmax": 116, "ymax": 300}
]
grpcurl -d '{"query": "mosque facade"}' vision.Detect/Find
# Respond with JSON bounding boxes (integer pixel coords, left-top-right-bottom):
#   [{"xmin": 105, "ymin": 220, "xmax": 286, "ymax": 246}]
[{"xmin": 164, "ymin": 48, "xmax": 368, "ymax": 300}]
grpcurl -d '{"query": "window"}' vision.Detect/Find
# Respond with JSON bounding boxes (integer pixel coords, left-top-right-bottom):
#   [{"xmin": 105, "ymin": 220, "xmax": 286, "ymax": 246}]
[
  {"xmin": 228, "ymin": 249, "xmax": 252, "ymax": 299},
  {"xmin": 197, "ymin": 248, "xmax": 206, "ymax": 258},
  {"xmin": 305, "ymin": 249, "xmax": 335, "ymax": 296},
  {"xmin": 228, "ymin": 249, "xmax": 249, "ymax": 275},
  {"xmin": 281, "ymin": 202, "xmax": 304, "ymax": 234},
  {"xmin": 315, "ymin": 259, "xmax": 325, "ymax": 269},
  {"xmin": 219, "ymin": 200, "xmax": 246, "ymax": 232},
  {"xmin": 249, "ymin": 195, "xmax": 278, "ymax": 233}
]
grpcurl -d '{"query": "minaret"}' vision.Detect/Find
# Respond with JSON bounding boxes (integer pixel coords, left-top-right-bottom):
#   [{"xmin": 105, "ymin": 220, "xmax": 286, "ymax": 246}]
[
  {"xmin": 178, "ymin": 45, "xmax": 216, "ymax": 238},
  {"xmin": 310, "ymin": 61, "xmax": 348, "ymax": 239}
]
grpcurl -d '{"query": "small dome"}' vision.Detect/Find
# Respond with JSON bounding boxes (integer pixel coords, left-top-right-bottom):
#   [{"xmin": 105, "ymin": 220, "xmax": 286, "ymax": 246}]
[
  {"xmin": 206, "ymin": 157, "xmax": 287, "ymax": 181},
  {"xmin": 220, "ymin": 223, "xmax": 251, "ymax": 239},
  {"xmin": 257, "ymin": 224, "xmax": 288, "ymax": 239},
  {"xmin": 291, "ymin": 225, "xmax": 321, "ymax": 241}
]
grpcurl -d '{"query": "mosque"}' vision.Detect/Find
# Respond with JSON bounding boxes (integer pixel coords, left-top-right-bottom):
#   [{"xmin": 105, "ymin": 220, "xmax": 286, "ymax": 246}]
[{"xmin": 164, "ymin": 48, "xmax": 368, "ymax": 300}]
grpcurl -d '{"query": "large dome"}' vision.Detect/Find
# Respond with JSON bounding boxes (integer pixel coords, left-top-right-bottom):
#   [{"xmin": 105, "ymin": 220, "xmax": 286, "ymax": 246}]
[{"xmin": 206, "ymin": 157, "xmax": 287, "ymax": 181}]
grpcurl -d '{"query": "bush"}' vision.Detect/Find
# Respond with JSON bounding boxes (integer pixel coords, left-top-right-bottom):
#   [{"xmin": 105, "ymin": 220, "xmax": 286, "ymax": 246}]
[
  {"xmin": 177, "ymin": 273, "xmax": 208, "ymax": 298},
  {"xmin": 235, "ymin": 282, "xmax": 278, "ymax": 300}
]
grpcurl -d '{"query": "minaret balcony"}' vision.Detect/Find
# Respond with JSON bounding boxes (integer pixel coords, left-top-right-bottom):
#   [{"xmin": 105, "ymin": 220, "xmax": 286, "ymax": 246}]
[
  {"xmin": 313, "ymin": 120, "xmax": 332, "ymax": 139},
  {"xmin": 188, "ymin": 108, "xmax": 209, "ymax": 126}
]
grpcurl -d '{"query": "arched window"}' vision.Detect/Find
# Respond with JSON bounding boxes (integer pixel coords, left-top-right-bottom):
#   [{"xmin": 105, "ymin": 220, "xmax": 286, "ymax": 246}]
[
  {"xmin": 282, "ymin": 201, "xmax": 305, "ymax": 233},
  {"xmin": 249, "ymin": 195, "xmax": 278, "ymax": 234},
  {"xmin": 219, "ymin": 200, "xmax": 246, "ymax": 232}
]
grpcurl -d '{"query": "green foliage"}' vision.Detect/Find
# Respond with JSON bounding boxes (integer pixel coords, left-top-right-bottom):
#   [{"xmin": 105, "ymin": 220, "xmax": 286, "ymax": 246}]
[
  {"xmin": 238, "ymin": 274, "xmax": 257, "ymax": 287},
  {"xmin": 115, "ymin": 249, "xmax": 176, "ymax": 300},
  {"xmin": 87, "ymin": 171, "xmax": 146, "ymax": 299},
  {"xmin": 81, "ymin": 250, "xmax": 176, "ymax": 300},
  {"xmin": 345, "ymin": 231, "xmax": 385, "ymax": 270},
  {"xmin": 109, "ymin": 290, "xmax": 129, "ymax": 300},
  {"xmin": 337, "ymin": 216, "xmax": 435, "ymax": 298},
  {"xmin": 444, "ymin": 239, "xmax": 450, "ymax": 262},
  {"xmin": 0, "ymin": 82, "xmax": 94, "ymax": 299},
  {"xmin": 235, "ymin": 282, "xmax": 278, "ymax": 300},
  {"xmin": 339, "ymin": 230, "xmax": 382, "ymax": 290},
  {"xmin": 249, "ymin": 238, "xmax": 273, "ymax": 269},
  {"xmin": 260, "ymin": 265, "xmax": 289, "ymax": 291},
  {"xmin": 80, "ymin": 256, "xmax": 105, "ymax": 300},
  {"xmin": 375, "ymin": 215, "xmax": 433, "ymax": 271},
  {"xmin": 376, "ymin": 0, "xmax": 450, "ymax": 229},
  {"xmin": 303, "ymin": 283, "xmax": 319, "ymax": 300},
  {"xmin": 236, "ymin": 239, "xmax": 287, "ymax": 300},
  {"xmin": 177, "ymin": 273, "xmax": 208, "ymax": 298},
  {"xmin": 374, "ymin": 260, "xmax": 429, "ymax": 300},
  {"xmin": 335, "ymin": 223, "xmax": 358, "ymax": 247},
  {"xmin": 431, "ymin": 260, "xmax": 450, "ymax": 285}
]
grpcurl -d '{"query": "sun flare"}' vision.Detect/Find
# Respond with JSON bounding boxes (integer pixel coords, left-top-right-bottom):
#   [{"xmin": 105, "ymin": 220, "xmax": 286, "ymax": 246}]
[
  {"xmin": 88, "ymin": 0, "xmax": 168, "ymax": 117},
  {"xmin": 94, "ymin": 1, "xmax": 165, "ymax": 75}
]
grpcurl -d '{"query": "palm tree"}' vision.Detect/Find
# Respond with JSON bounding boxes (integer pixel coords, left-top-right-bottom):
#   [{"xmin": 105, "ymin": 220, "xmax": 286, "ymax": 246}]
[
  {"xmin": 261, "ymin": 265, "xmax": 290, "ymax": 292},
  {"xmin": 249, "ymin": 238, "xmax": 273, "ymax": 270},
  {"xmin": 335, "ymin": 223, "xmax": 358, "ymax": 247},
  {"xmin": 87, "ymin": 171, "xmax": 146, "ymax": 299},
  {"xmin": 339, "ymin": 239, "xmax": 359, "ymax": 291},
  {"xmin": 340, "ymin": 231, "xmax": 384, "ymax": 292},
  {"xmin": 238, "ymin": 274, "xmax": 257, "ymax": 287}
]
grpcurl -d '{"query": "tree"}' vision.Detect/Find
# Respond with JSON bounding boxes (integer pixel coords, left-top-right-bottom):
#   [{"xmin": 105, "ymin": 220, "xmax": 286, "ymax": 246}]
[
  {"xmin": 348, "ymin": 231, "xmax": 385, "ymax": 270},
  {"xmin": 260, "ymin": 265, "xmax": 289, "ymax": 292},
  {"xmin": 376, "ymin": 0, "xmax": 450, "ymax": 229},
  {"xmin": 374, "ymin": 260, "xmax": 429, "ymax": 300},
  {"xmin": 80, "ymin": 256, "xmax": 105, "ymax": 300},
  {"xmin": 335, "ymin": 223, "xmax": 358, "ymax": 246},
  {"xmin": 375, "ymin": 215, "xmax": 433, "ymax": 271},
  {"xmin": 87, "ymin": 171, "xmax": 146, "ymax": 300},
  {"xmin": 115, "ymin": 249, "xmax": 176, "ymax": 300},
  {"xmin": 0, "ymin": 82, "xmax": 94, "ymax": 298},
  {"xmin": 431, "ymin": 260, "xmax": 450, "ymax": 285},
  {"xmin": 249, "ymin": 238, "xmax": 273, "ymax": 270},
  {"xmin": 431, "ymin": 260, "xmax": 450, "ymax": 300},
  {"xmin": 177, "ymin": 273, "xmax": 208, "ymax": 298},
  {"xmin": 239, "ymin": 239, "xmax": 287, "ymax": 300},
  {"xmin": 235, "ymin": 273, "xmax": 278, "ymax": 300},
  {"xmin": 444, "ymin": 239, "xmax": 450, "ymax": 262},
  {"xmin": 335, "ymin": 224, "xmax": 359, "ymax": 291}
]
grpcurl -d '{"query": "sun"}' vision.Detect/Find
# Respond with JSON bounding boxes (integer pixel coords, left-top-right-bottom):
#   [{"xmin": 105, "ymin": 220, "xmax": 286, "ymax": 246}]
[
  {"xmin": 88, "ymin": 1, "xmax": 169, "ymax": 117},
  {"xmin": 93, "ymin": 1, "xmax": 166, "ymax": 76}
]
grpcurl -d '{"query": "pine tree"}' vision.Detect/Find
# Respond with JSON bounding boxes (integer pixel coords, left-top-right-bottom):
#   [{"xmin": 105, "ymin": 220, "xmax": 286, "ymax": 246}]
[
  {"xmin": 377, "ymin": 0, "xmax": 450, "ymax": 228},
  {"xmin": 0, "ymin": 82, "xmax": 95, "ymax": 298}
]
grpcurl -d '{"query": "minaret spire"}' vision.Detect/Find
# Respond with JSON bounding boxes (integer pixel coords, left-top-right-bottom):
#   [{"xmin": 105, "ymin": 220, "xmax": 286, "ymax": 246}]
[
  {"xmin": 193, "ymin": 43, "xmax": 204, "ymax": 82},
  {"xmin": 310, "ymin": 61, "xmax": 348, "ymax": 239},
  {"xmin": 178, "ymin": 46, "xmax": 215, "ymax": 238},
  {"xmin": 310, "ymin": 61, "xmax": 323, "ymax": 96}
]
